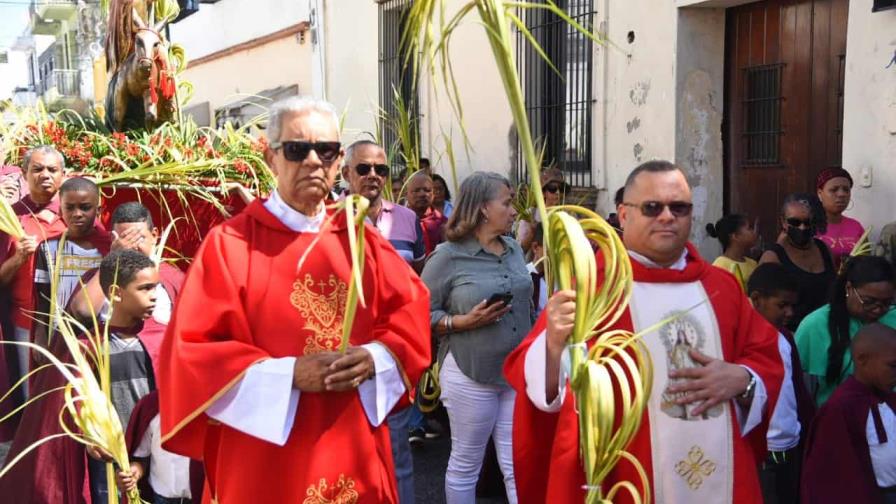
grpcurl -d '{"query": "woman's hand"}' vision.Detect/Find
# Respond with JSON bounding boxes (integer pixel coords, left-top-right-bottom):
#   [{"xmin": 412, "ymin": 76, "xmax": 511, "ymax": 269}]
[{"xmin": 454, "ymin": 299, "xmax": 512, "ymax": 331}]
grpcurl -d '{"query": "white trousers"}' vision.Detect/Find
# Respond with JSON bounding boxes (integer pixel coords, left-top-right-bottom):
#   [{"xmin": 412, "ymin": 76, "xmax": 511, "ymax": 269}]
[{"xmin": 440, "ymin": 353, "xmax": 517, "ymax": 504}]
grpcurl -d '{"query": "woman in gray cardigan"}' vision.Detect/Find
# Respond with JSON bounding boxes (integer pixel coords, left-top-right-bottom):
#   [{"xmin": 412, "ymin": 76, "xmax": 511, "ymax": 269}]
[{"xmin": 421, "ymin": 171, "xmax": 533, "ymax": 504}]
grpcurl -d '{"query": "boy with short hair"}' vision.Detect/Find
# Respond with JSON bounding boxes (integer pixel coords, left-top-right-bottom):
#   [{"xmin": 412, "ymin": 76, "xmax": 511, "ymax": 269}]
[
  {"xmin": 747, "ymin": 263, "xmax": 815, "ymax": 504},
  {"xmin": 86, "ymin": 249, "xmax": 159, "ymax": 502},
  {"xmin": 802, "ymin": 323, "xmax": 896, "ymax": 504},
  {"xmin": 33, "ymin": 177, "xmax": 110, "ymax": 354}
]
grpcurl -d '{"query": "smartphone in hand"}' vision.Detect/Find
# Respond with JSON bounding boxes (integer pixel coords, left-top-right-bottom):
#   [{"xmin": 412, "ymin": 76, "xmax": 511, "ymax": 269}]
[{"xmin": 486, "ymin": 292, "xmax": 514, "ymax": 307}]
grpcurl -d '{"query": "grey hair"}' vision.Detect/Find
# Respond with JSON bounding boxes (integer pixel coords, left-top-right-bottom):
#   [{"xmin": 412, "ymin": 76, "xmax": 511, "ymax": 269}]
[
  {"xmin": 22, "ymin": 145, "xmax": 65, "ymax": 172},
  {"xmin": 342, "ymin": 139, "xmax": 382, "ymax": 168},
  {"xmin": 445, "ymin": 171, "xmax": 513, "ymax": 242},
  {"xmin": 267, "ymin": 96, "xmax": 340, "ymax": 145}
]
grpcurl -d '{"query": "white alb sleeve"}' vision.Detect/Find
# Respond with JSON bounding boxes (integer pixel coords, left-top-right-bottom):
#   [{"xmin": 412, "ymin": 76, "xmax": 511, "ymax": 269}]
[
  {"xmin": 523, "ymin": 330, "xmax": 567, "ymax": 413},
  {"xmin": 206, "ymin": 357, "xmax": 300, "ymax": 446},
  {"xmin": 358, "ymin": 342, "xmax": 407, "ymax": 426}
]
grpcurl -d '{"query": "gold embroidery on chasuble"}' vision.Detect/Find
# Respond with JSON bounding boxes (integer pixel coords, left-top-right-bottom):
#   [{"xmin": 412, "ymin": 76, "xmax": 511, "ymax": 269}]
[
  {"xmin": 658, "ymin": 312, "xmax": 724, "ymax": 420},
  {"xmin": 303, "ymin": 474, "xmax": 359, "ymax": 504},
  {"xmin": 290, "ymin": 274, "xmax": 349, "ymax": 354},
  {"xmin": 674, "ymin": 445, "xmax": 717, "ymax": 490}
]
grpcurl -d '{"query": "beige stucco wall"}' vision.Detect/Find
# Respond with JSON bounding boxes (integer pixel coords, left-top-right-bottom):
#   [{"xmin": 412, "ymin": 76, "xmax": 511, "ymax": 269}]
[
  {"xmin": 180, "ymin": 34, "xmax": 312, "ymax": 115},
  {"xmin": 319, "ymin": 0, "xmax": 380, "ymax": 142},
  {"xmin": 322, "ymin": 0, "xmax": 514, "ymax": 189},
  {"xmin": 416, "ymin": 3, "xmax": 515, "ymax": 186},
  {"xmin": 592, "ymin": 2, "xmax": 726, "ymax": 257},
  {"xmin": 842, "ymin": 4, "xmax": 896, "ymax": 240}
]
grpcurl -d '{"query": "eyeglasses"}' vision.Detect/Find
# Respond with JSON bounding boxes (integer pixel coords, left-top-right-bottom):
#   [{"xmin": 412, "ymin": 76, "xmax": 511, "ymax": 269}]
[
  {"xmin": 355, "ymin": 163, "xmax": 390, "ymax": 178},
  {"xmin": 785, "ymin": 218, "xmax": 813, "ymax": 228},
  {"xmin": 270, "ymin": 140, "xmax": 342, "ymax": 163},
  {"xmin": 543, "ymin": 182, "xmax": 567, "ymax": 194},
  {"xmin": 622, "ymin": 201, "xmax": 693, "ymax": 218},
  {"xmin": 851, "ymin": 287, "xmax": 896, "ymax": 311}
]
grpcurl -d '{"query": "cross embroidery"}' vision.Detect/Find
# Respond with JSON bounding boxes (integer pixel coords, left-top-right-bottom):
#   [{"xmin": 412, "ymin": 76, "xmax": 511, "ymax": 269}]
[{"xmin": 675, "ymin": 445, "xmax": 716, "ymax": 491}]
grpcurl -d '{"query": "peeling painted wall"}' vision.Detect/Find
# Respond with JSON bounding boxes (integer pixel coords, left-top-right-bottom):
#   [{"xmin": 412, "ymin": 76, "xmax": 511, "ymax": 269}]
[
  {"xmin": 591, "ymin": 2, "xmax": 724, "ymax": 258},
  {"xmin": 674, "ymin": 8, "xmax": 726, "ymax": 259},
  {"xmin": 842, "ymin": 5, "xmax": 896, "ymax": 241},
  {"xmin": 592, "ymin": 0, "xmax": 678, "ymax": 214}
]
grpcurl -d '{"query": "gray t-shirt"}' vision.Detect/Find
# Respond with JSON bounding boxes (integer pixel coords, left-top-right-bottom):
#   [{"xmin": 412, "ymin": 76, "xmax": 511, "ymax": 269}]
[
  {"xmin": 108, "ymin": 334, "xmax": 152, "ymax": 428},
  {"xmin": 421, "ymin": 236, "xmax": 533, "ymax": 385}
]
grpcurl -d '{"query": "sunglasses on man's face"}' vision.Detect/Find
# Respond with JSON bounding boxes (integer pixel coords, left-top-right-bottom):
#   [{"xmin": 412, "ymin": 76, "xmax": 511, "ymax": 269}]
[
  {"xmin": 271, "ymin": 140, "xmax": 342, "ymax": 163},
  {"xmin": 623, "ymin": 201, "xmax": 693, "ymax": 218},
  {"xmin": 785, "ymin": 218, "xmax": 813, "ymax": 228},
  {"xmin": 355, "ymin": 163, "xmax": 390, "ymax": 178},
  {"xmin": 543, "ymin": 183, "xmax": 567, "ymax": 194}
]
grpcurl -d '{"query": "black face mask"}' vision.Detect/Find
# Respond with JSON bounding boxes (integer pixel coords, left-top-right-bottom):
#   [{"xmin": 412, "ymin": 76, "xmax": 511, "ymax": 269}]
[{"xmin": 787, "ymin": 226, "xmax": 815, "ymax": 247}]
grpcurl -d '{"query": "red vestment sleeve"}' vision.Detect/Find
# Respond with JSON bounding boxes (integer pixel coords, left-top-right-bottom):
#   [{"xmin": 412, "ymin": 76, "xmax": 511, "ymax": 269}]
[
  {"xmin": 159, "ymin": 225, "xmax": 270, "ymax": 459},
  {"xmin": 366, "ymin": 230, "xmax": 431, "ymax": 403},
  {"xmin": 504, "ymin": 313, "xmax": 565, "ymax": 504}
]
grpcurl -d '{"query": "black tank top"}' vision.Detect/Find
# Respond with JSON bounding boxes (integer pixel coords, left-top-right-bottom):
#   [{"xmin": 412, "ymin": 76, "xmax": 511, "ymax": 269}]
[{"xmin": 771, "ymin": 239, "xmax": 836, "ymax": 331}]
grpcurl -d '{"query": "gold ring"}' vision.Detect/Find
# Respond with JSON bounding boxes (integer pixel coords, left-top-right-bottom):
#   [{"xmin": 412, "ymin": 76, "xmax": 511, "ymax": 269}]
[{"xmin": 352, "ymin": 377, "xmax": 361, "ymax": 388}]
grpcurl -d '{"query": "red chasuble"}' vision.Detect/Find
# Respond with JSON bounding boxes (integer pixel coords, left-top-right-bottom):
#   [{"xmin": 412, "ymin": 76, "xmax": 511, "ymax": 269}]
[
  {"xmin": 504, "ymin": 244, "xmax": 782, "ymax": 504},
  {"xmin": 158, "ymin": 200, "xmax": 431, "ymax": 504}
]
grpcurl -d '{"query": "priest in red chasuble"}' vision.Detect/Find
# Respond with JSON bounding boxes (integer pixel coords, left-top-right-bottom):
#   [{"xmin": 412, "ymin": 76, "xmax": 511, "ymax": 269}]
[
  {"xmin": 505, "ymin": 161, "xmax": 783, "ymax": 504},
  {"xmin": 158, "ymin": 96, "xmax": 431, "ymax": 504}
]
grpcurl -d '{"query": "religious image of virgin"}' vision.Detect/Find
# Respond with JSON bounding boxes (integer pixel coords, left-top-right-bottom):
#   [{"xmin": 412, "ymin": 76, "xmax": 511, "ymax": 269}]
[{"xmin": 660, "ymin": 315, "xmax": 724, "ymax": 421}]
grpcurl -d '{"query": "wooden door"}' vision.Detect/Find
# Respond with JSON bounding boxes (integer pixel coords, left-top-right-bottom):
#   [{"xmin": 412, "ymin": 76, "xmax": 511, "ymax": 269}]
[{"xmin": 723, "ymin": 0, "xmax": 849, "ymax": 246}]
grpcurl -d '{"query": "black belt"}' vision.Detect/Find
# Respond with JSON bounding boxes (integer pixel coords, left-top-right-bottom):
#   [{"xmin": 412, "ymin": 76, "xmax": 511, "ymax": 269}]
[{"xmin": 766, "ymin": 445, "xmax": 798, "ymax": 465}]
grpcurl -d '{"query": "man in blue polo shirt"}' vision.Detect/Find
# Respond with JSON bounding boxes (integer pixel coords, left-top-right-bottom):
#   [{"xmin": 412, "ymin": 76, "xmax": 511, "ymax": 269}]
[{"xmin": 342, "ymin": 139, "xmax": 425, "ymax": 503}]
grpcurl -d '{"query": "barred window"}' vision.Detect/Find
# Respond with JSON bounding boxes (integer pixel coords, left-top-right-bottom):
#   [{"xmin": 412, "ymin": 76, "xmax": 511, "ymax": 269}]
[
  {"xmin": 517, "ymin": 0, "xmax": 596, "ymax": 187},
  {"xmin": 378, "ymin": 0, "xmax": 418, "ymax": 176},
  {"xmin": 742, "ymin": 63, "xmax": 784, "ymax": 166}
]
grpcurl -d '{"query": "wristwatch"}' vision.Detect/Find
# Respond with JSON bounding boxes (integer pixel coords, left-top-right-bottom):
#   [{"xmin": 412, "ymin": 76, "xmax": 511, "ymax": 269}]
[{"xmin": 739, "ymin": 371, "xmax": 756, "ymax": 400}]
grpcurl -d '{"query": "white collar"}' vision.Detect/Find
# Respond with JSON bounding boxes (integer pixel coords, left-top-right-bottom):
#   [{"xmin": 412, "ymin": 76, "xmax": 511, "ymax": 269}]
[
  {"xmin": 628, "ymin": 248, "xmax": 689, "ymax": 271},
  {"xmin": 263, "ymin": 189, "xmax": 326, "ymax": 233}
]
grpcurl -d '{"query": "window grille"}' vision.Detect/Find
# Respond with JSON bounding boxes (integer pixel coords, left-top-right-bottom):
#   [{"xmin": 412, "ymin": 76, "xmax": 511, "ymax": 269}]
[
  {"xmin": 378, "ymin": 0, "xmax": 418, "ymax": 177},
  {"xmin": 516, "ymin": 0, "xmax": 596, "ymax": 187},
  {"xmin": 742, "ymin": 63, "xmax": 784, "ymax": 166}
]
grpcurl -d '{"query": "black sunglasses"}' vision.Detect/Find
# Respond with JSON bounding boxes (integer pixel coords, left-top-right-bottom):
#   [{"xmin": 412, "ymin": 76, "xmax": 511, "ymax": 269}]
[
  {"xmin": 543, "ymin": 182, "xmax": 568, "ymax": 194},
  {"xmin": 785, "ymin": 218, "xmax": 813, "ymax": 228},
  {"xmin": 623, "ymin": 201, "xmax": 693, "ymax": 218},
  {"xmin": 271, "ymin": 140, "xmax": 342, "ymax": 163},
  {"xmin": 355, "ymin": 163, "xmax": 390, "ymax": 178}
]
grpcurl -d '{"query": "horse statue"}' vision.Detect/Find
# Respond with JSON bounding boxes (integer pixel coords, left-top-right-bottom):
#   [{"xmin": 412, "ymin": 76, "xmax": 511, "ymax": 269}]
[{"xmin": 104, "ymin": 0, "xmax": 177, "ymax": 131}]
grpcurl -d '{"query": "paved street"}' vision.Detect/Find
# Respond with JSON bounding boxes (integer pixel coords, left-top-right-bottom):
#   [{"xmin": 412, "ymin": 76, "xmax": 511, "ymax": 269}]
[
  {"xmin": 412, "ymin": 434, "xmax": 509, "ymax": 504},
  {"xmin": 1, "ymin": 433, "xmax": 508, "ymax": 503}
]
